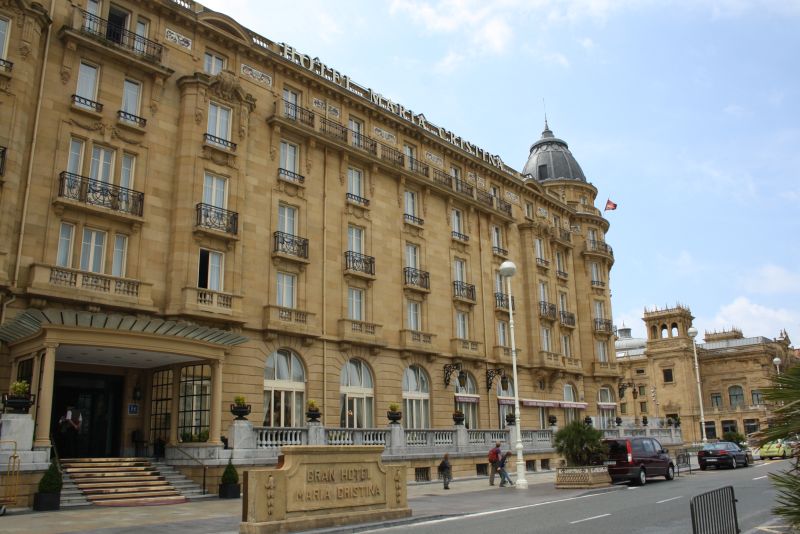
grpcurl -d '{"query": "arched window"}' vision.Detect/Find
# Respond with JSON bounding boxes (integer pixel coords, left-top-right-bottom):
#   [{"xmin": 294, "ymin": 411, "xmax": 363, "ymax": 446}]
[
  {"xmin": 263, "ymin": 349, "xmax": 305, "ymax": 427},
  {"xmin": 597, "ymin": 386, "xmax": 616, "ymax": 429},
  {"xmin": 402, "ymin": 365, "xmax": 430, "ymax": 429},
  {"xmin": 671, "ymin": 323, "xmax": 679, "ymax": 337},
  {"xmin": 660, "ymin": 325, "xmax": 668, "ymax": 339},
  {"xmin": 563, "ymin": 383, "xmax": 579, "ymax": 424},
  {"xmin": 650, "ymin": 325, "xmax": 657, "ymax": 340},
  {"xmin": 340, "ymin": 359, "xmax": 374, "ymax": 428},
  {"xmin": 497, "ymin": 376, "xmax": 514, "ymax": 429},
  {"xmin": 454, "ymin": 371, "xmax": 479, "ymax": 429},
  {"xmin": 728, "ymin": 385, "xmax": 744, "ymax": 409}
]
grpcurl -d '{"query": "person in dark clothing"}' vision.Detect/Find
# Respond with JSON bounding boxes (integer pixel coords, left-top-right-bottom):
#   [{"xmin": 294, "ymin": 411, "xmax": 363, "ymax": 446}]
[
  {"xmin": 488, "ymin": 441, "xmax": 502, "ymax": 486},
  {"xmin": 438, "ymin": 453, "xmax": 452, "ymax": 489},
  {"xmin": 59, "ymin": 405, "xmax": 82, "ymax": 458},
  {"xmin": 498, "ymin": 451, "xmax": 515, "ymax": 487}
]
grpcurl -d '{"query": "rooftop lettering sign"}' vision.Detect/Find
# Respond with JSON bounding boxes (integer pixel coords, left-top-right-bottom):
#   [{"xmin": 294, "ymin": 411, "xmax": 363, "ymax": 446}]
[{"xmin": 277, "ymin": 43, "xmax": 506, "ymax": 171}]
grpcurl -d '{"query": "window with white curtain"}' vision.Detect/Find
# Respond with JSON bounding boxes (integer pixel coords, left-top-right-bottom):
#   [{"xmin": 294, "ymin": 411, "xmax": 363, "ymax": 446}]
[
  {"xmin": 76, "ymin": 62, "xmax": 98, "ymax": 105},
  {"xmin": 454, "ymin": 372, "xmax": 479, "ymax": 429},
  {"xmin": 456, "ymin": 311, "xmax": 469, "ymax": 339},
  {"xmin": 497, "ymin": 320, "xmax": 508, "ymax": 347},
  {"xmin": 121, "ymin": 79, "xmax": 141, "ymax": 118},
  {"xmin": 347, "ymin": 167, "xmax": 363, "ymax": 197},
  {"xmin": 111, "ymin": 234, "xmax": 128, "ymax": 277},
  {"xmin": 407, "ymin": 300, "xmax": 421, "ymax": 331},
  {"xmin": 563, "ymin": 384, "xmax": 579, "ymax": 424},
  {"xmin": 276, "ymin": 272, "xmax": 296, "ymax": 308},
  {"xmin": 263, "ymin": 349, "xmax": 305, "ymax": 427},
  {"xmin": 207, "ymin": 102, "xmax": 231, "ymax": 142},
  {"xmin": 80, "ymin": 228, "xmax": 106, "ymax": 273},
  {"xmin": 340, "ymin": 359, "xmax": 374, "ymax": 428},
  {"xmin": 541, "ymin": 326, "xmax": 552, "ymax": 352},
  {"xmin": 347, "ymin": 287, "xmax": 363, "ymax": 321},
  {"xmin": 57, "ymin": 223, "xmax": 75, "ymax": 267},
  {"xmin": 198, "ymin": 248, "xmax": 223, "ymax": 291},
  {"xmin": 279, "ymin": 141, "xmax": 298, "ymax": 172},
  {"xmin": 596, "ymin": 340, "xmax": 608, "ymax": 362},
  {"xmin": 402, "ymin": 365, "xmax": 430, "ymax": 429}
]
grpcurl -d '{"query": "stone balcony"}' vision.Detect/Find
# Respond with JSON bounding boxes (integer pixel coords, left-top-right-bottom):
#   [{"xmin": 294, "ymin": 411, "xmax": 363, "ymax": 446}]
[
  {"xmin": 536, "ymin": 350, "xmax": 565, "ymax": 371},
  {"xmin": 263, "ymin": 305, "xmax": 320, "ymax": 342},
  {"xmin": 180, "ymin": 286, "xmax": 243, "ymax": 321},
  {"xmin": 592, "ymin": 361, "xmax": 620, "ymax": 377},
  {"xmin": 399, "ymin": 329, "xmax": 437, "ymax": 355},
  {"xmin": 28, "ymin": 263, "xmax": 154, "ymax": 311},
  {"xmin": 450, "ymin": 338, "xmax": 483, "ymax": 360},
  {"xmin": 338, "ymin": 319, "xmax": 385, "ymax": 352}
]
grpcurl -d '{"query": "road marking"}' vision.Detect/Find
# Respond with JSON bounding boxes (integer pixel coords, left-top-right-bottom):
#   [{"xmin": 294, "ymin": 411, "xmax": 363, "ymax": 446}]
[
  {"xmin": 656, "ymin": 496, "xmax": 683, "ymax": 504},
  {"xmin": 359, "ymin": 491, "xmax": 614, "ymax": 532},
  {"xmin": 570, "ymin": 513, "xmax": 611, "ymax": 524},
  {"xmin": 753, "ymin": 475, "xmax": 768, "ymax": 480},
  {"xmin": 755, "ymin": 463, "xmax": 772, "ymax": 468}
]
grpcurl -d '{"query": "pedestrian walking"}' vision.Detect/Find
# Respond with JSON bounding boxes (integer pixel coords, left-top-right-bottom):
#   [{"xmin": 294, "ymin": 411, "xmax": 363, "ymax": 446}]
[
  {"xmin": 487, "ymin": 441, "xmax": 502, "ymax": 486},
  {"xmin": 498, "ymin": 451, "xmax": 514, "ymax": 487},
  {"xmin": 438, "ymin": 453, "xmax": 452, "ymax": 490},
  {"xmin": 58, "ymin": 405, "xmax": 82, "ymax": 458}
]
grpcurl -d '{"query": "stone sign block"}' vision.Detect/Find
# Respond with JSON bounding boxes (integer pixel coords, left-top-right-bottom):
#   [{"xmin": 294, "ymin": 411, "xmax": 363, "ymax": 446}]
[{"xmin": 241, "ymin": 445, "xmax": 410, "ymax": 533}]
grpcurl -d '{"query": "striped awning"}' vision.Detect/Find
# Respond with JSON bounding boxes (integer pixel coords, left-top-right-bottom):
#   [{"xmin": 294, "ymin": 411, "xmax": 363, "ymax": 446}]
[
  {"xmin": 522, "ymin": 399, "xmax": 560, "ymax": 408},
  {"xmin": 560, "ymin": 401, "xmax": 588, "ymax": 409},
  {"xmin": 0, "ymin": 308, "xmax": 249, "ymax": 346}
]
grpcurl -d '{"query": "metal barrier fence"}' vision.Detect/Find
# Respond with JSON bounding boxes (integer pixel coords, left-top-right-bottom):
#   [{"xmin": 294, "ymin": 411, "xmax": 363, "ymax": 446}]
[
  {"xmin": 676, "ymin": 448, "xmax": 691, "ymax": 476},
  {"xmin": 690, "ymin": 485, "xmax": 740, "ymax": 534}
]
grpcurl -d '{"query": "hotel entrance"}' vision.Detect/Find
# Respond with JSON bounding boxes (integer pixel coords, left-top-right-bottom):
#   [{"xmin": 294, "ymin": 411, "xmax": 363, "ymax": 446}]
[{"xmin": 52, "ymin": 372, "xmax": 123, "ymax": 458}]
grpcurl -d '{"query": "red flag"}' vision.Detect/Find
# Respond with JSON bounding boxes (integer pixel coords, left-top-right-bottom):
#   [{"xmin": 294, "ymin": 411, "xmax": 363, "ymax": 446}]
[{"xmin": 604, "ymin": 199, "xmax": 618, "ymax": 211}]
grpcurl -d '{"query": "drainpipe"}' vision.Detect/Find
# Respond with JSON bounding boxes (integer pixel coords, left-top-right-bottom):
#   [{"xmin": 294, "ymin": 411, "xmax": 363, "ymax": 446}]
[
  {"xmin": 12, "ymin": 0, "xmax": 56, "ymax": 288},
  {"xmin": 321, "ymin": 147, "xmax": 328, "ymax": 420}
]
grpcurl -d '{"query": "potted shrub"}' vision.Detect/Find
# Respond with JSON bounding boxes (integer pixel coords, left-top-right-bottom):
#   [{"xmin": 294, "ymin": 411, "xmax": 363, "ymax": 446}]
[
  {"xmin": 548, "ymin": 414, "xmax": 558, "ymax": 427},
  {"xmin": 505, "ymin": 412, "xmax": 516, "ymax": 426},
  {"xmin": 33, "ymin": 461, "xmax": 62, "ymax": 511},
  {"xmin": 230, "ymin": 395, "xmax": 251, "ymax": 420},
  {"xmin": 387, "ymin": 402, "xmax": 402, "ymax": 424},
  {"xmin": 642, "ymin": 415, "xmax": 649, "ymax": 426},
  {"xmin": 553, "ymin": 420, "xmax": 611, "ymax": 489},
  {"xmin": 615, "ymin": 416, "xmax": 623, "ymax": 427},
  {"xmin": 306, "ymin": 399, "xmax": 321, "ymax": 422},
  {"xmin": 218, "ymin": 458, "xmax": 240, "ymax": 498},
  {"xmin": 452, "ymin": 409, "xmax": 465, "ymax": 425},
  {"xmin": 3, "ymin": 380, "xmax": 34, "ymax": 414}
]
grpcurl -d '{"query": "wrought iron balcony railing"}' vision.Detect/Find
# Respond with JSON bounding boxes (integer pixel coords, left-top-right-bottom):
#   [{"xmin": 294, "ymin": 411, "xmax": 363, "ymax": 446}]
[
  {"xmin": 476, "ymin": 190, "xmax": 494, "ymax": 208},
  {"xmin": 407, "ymin": 156, "xmax": 429, "ymax": 177},
  {"xmin": 539, "ymin": 301, "xmax": 557, "ymax": 320},
  {"xmin": 492, "ymin": 245, "xmax": 508, "ymax": 256},
  {"xmin": 496, "ymin": 197, "xmax": 512, "ymax": 216},
  {"xmin": 495, "ymin": 292, "xmax": 515, "ymax": 310},
  {"xmin": 320, "ymin": 117, "xmax": 348, "ymax": 142},
  {"xmin": 453, "ymin": 281, "xmax": 476, "ymax": 301},
  {"xmin": 404, "ymin": 213, "xmax": 424, "ymax": 225},
  {"xmin": 282, "ymin": 99, "xmax": 315, "ymax": 128},
  {"xmin": 204, "ymin": 133, "xmax": 237, "ymax": 151},
  {"xmin": 558, "ymin": 228, "xmax": 572, "ymax": 243},
  {"xmin": 196, "ymin": 203, "xmax": 238, "ymax": 235},
  {"xmin": 587, "ymin": 239, "xmax": 614, "ymax": 257},
  {"xmin": 79, "ymin": 10, "xmax": 164, "ymax": 63},
  {"xmin": 432, "ymin": 168, "xmax": 452, "ymax": 188},
  {"xmin": 594, "ymin": 318, "xmax": 614, "ymax": 334},
  {"xmin": 454, "ymin": 178, "xmax": 473, "ymax": 197},
  {"xmin": 344, "ymin": 251, "xmax": 375, "ymax": 275},
  {"xmin": 536, "ymin": 257, "xmax": 550, "ymax": 268},
  {"xmin": 0, "ymin": 58, "xmax": 13, "ymax": 73},
  {"xmin": 559, "ymin": 310, "xmax": 576, "ymax": 327},
  {"xmin": 403, "ymin": 267, "xmax": 430, "ymax": 289},
  {"xmin": 71, "ymin": 94, "xmax": 103, "ymax": 112},
  {"xmin": 591, "ymin": 279, "xmax": 606, "ymax": 288},
  {"xmin": 451, "ymin": 231, "xmax": 469, "ymax": 242},
  {"xmin": 273, "ymin": 231, "xmax": 309, "ymax": 259},
  {"xmin": 117, "ymin": 110, "xmax": 146, "ymax": 127},
  {"xmin": 58, "ymin": 171, "xmax": 144, "ymax": 216},
  {"xmin": 379, "ymin": 144, "xmax": 404, "ymax": 167},
  {"xmin": 346, "ymin": 192, "xmax": 369, "ymax": 207},
  {"xmin": 278, "ymin": 168, "xmax": 305, "ymax": 184},
  {"xmin": 351, "ymin": 131, "xmax": 377, "ymax": 155},
  {"xmin": 556, "ymin": 270, "xmax": 568, "ymax": 279}
]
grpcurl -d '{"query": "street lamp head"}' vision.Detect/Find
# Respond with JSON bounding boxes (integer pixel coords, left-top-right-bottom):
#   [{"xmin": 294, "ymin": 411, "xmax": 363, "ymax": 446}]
[
  {"xmin": 773, "ymin": 357, "xmax": 782, "ymax": 366},
  {"xmin": 687, "ymin": 327, "xmax": 698, "ymax": 339},
  {"xmin": 498, "ymin": 261, "xmax": 517, "ymax": 278}
]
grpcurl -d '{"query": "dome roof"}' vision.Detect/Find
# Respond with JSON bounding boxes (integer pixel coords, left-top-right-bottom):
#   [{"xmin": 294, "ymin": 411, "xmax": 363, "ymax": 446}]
[
  {"xmin": 522, "ymin": 121, "xmax": 587, "ymax": 183},
  {"xmin": 615, "ymin": 327, "xmax": 646, "ymax": 351}
]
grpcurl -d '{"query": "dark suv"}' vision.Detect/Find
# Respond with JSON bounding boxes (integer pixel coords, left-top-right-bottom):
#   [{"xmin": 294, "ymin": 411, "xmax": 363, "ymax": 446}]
[{"xmin": 603, "ymin": 437, "xmax": 675, "ymax": 485}]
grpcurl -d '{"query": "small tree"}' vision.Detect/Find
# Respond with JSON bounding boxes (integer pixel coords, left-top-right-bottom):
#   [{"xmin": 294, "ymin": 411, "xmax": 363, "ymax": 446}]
[
  {"xmin": 554, "ymin": 420, "xmax": 607, "ymax": 466},
  {"xmin": 38, "ymin": 461, "xmax": 63, "ymax": 494},
  {"xmin": 221, "ymin": 458, "xmax": 239, "ymax": 485},
  {"xmin": 722, "ymin": 431, "xmax": 746, "ymax": 445}
]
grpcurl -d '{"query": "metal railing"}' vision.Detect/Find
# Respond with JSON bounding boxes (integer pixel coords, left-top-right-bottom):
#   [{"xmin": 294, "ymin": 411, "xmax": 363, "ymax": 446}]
[
  {"xmin": 58, "ymin": 171, "xmax": 144, "ymax": 216},
  {"xmin": 556, "ymin": 270, "xmax": 568, "ymax": 278},
  {"xmin": 492, "ymin": 245, "xmax": 508, "ymax": 256},
  {"xmin": 273, "ymin": 231, "xmax": 309, "ymax": 259},
  {"xmin": 594, "ymin": 318, "xmax": 614, "ymax": 333},
  {"xmin": 78, "ymin": 10, "xmax": 164, "ymax": 62},
  {"xmin": 690, "ymin": 486, "xmax": 739, "ymax": 534},
  {"xmin": 454, "ymin": 178, "xmax": 473, "ymax": 197},
  {"xmin": 278, "ymin": 168, "xmax": 305, "ymax": 184},
  {"xmin": 451, "ymin": 231, "xmax": 469, "ymax": 242},
  {"xmin": 453, "ymin": 281, "xmax": 476, "ymax": 301},
  {"xmin": 476, "ymin": 190, "xmax": 494, "ymax": 208},
  {"xmin": 117, "ymin": 110, "xmax": 147, "ymax": 127},
  {"xmin": 403, "ymin": 267, "xmax": 430, "ymax": 289},
  {"xmin": 71, "ymin": 94, "xmax": 103, "ymax": 112},
  {"xmin": 587, "ymin": 239, "xmax": 614, "ymax": 257},
  {"xmin": 320, "ymin": 117, "xmax": 348, "ymax": 142},
  {"xmin": 344, "ymin": 251, "xmax": 375, "ymax": 275},
  {"xmin": 170, "ymin": 446, "xmax": 208, "ymax": 495},
  {"xmin": 203, "ymin": 133, "xmax": 236, "ymax": 151},
  {"xmin": 403, "ymin": 213, "xmax": 424, "ymax": 225},
  {"xmin": 351, "ymin": 131, "xmax": 377, "ymax": 155},
  {"xmin": 495, "ymin": 292, "xmax": 515, "ymax": 310},
  {"xmin": 496, "ymin": 197, "xmax": 512, "ymax": 216},
  {"xmin": 539, "ymin": 301, "xmax": 557, "ymax": 320},
  {"xmin": 591, "ymin": 279, "xmax": 606, "ymax": 288},
  {"xmin": 559, "ymin": 310, "xmax": 576, "ymax": 327},
  {"xmin": 346, "ymin": 192, "xmax": 369, "ymax": 206},
  {"xmin": 407, "ymin": 156, "xmax": 429, "ymax": 176},
  {"xmin": 432, "ymin": 168, "xmax": 452, "ymax": 188},
  {"xmin": 0, "ymin": 58, "xmax": 13, "ymax": 73},
  {"xmin": 196, "ymin": 203, "xmax": 238, "ymax": 235},
  {"xmin": 379, "ymin": 144, "xmax": 404, "ymax": 167},
  {"xmin": 536, "ymin": 257, "xmax": 550, "ymax": 268},
  {"xmin": 282, "ymin": 99, "xmax": 315, "ymax": 127}
]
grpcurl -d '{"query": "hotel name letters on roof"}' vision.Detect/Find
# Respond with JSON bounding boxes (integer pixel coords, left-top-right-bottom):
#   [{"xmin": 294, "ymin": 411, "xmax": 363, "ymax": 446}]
[{"xmin": 278, "ymin": 43, "xmax": 506, "ymax": 171}]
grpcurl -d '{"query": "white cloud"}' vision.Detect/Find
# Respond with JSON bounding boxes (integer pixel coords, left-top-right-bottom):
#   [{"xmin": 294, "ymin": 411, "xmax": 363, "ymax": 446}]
[
  {"xmin": 435, "ymin": 51, "xmax": 466, "ymax": 73},
  {"xmin": 579, "ymin": 37, "xmax": 596, "ymax": 50},
  {"xmin": 684, "ymin": 159, "xmax": 757, "ymax": 199},
  {"xmin": 723, "ymin": 104, "xmax": 750, "ymax": 118},
  {"xmin": 703, "ymin": 297, "xmax": 800, "ymax": 339},
  {"xmin": 742, "ymin": 264, "xmax": 800, "ymax": 295}
]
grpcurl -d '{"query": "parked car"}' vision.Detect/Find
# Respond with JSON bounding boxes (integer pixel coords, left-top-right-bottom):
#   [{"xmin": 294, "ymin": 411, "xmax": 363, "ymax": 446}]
[
  {"xmin": 698, "ymin": 441, "xmax": 753, "ymax": 469},
  {"xmin": 760, "ymin": 439, "xmax": 791, "ymax": 459},
  {"xmin": 602, "ymin": 437, "xmax": 675, "ymax": 485}
]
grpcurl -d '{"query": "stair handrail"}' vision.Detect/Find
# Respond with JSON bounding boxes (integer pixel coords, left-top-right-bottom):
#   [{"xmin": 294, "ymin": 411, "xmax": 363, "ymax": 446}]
[{"xmin": 169, "ymin": 445, "xmax": 208, "ymax": 495}]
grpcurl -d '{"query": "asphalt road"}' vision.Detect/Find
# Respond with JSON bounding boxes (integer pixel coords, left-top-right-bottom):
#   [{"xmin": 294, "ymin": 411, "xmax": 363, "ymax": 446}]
[{"xmin": 365, "ymin": 459, "xmax": 791, "ymax": 534}]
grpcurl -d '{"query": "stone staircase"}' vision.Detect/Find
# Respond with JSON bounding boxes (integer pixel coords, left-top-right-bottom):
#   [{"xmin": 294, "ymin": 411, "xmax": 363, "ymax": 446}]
[{"xmin": 61, "ymin": 458, "xmax": 193, "ymax": 506}]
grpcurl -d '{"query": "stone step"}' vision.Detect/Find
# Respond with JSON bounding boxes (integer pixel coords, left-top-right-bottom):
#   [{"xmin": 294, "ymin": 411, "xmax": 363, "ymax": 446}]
[
  {"xmin": 83, "ymin": 485, "xmax": 173, "ymax": 496},
  {"xmin": 88, "ymin": 489, "xmax": 181, "ymax": 501},
  {"xmin": 78, "ymin": 480, "xmax": 170, "ymax": 490},
  {"xmin": 65, "ymin": 466, "xmax": 156, "ymax": 473},
  {"xmin": 67, "ymin": 475, "xmax": 165, "ymax": 484},
  {"xmin": 93, "ymin": 495, "xmax": 187, "ymax": 507},
  {"xmin": 62, "ymin": 457, "xmax": 148, "ymax": 463}
]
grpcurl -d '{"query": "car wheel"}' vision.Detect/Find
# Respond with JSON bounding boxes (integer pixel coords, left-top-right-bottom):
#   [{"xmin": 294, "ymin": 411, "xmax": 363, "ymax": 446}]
[
  {"xmin": 743, "ymin": 456, "xmax": 750, "ymax": 467},
  {"xmin": 700, "ymin": 463, "xmax": 707, "ymax": 471},
  {"xmin": 781, "ymin": 451, "xmax": 787, "ymax": 459},
  {"xmin": 634, "ymin": 468, "xmax": 647, "ymax": 486},
  {"xmin": 665, "ymin": 464, "xmax": 675, "ymax": 480},
  {"xmin": 730, "ymin": 457, "xmax": 737, "ymax": 469}
]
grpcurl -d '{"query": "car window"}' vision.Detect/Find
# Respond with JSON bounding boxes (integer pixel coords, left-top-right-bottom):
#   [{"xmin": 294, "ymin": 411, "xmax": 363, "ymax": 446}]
[
  {"xmin": 642, "ymin": 440, "xmax": 656, "ymax": 454},
  {"xmin": 606, "ymin": 440, "xmax": 627, "ymax": 455},
  {"xmin": 631, "ymin": 439, "xmax": 645, "ymax": 453},
  {"xmin": 652, "ymin": 439, "xmax": 663, "ymax": 452}
]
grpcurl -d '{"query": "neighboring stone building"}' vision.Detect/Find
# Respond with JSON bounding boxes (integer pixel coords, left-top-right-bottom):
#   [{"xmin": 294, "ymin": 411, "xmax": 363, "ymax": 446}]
[
  {"xmin": 0, "ymin": 0, "xmax": 626, "ymax": 498},
  {"xmin": 615, "ymin": 305, "xmax": 795, "ymax": 444}
]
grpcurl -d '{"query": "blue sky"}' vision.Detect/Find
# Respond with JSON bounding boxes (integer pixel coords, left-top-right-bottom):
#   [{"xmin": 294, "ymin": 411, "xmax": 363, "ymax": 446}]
[{"xmin": 201, "ymin": 0, "xmax": 800, "ymax": 342}]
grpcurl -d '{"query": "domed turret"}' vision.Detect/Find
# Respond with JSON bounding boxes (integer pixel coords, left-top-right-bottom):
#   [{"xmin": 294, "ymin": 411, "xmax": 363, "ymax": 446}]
[{"xmin": 522, "ymin": 121, "xmax": 586, "ymax": 182}]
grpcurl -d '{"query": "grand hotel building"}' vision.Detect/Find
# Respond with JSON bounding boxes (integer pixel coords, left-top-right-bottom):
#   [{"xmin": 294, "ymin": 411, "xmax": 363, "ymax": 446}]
[{"xmin": 0, "ymin": 0, "xmax": 621, "ymax": 489}]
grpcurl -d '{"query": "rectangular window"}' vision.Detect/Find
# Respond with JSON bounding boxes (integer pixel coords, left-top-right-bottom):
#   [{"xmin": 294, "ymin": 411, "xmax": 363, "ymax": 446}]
[
  {"xmin": 497, "ymin": 320, "xmax": 508, "ymax": 346},
  {"xmin": 534, "ymin": 238, "xmax": 544, "ymax": 260},
  {"xmin": 620, "ymin": 402, "xmax": 627, "ymax": 415},
  {"xmin": 451, "ymin": 209, "xmax": 463, "ymax": 234},
  {"xmin": 80, "ymin": 227, "xmax": 106, "ymax": 273},
  {"xmin": 121, "ymin": 79, "xmax": 141, "ymax": 118},
  {"xmin": 541, "ymin": 327, "xmax": 552, "ymax": 351},
  {"xmin": 405, "ymin": 243, "xmax": 419, "ymax": 269},
  {"xmin": 591, "ymin": 262, "xmax": 601, "ymax": 283},
  {"xmin": 495, "ymin": 271, "xmax": 504, "ymax": 293},
  {"xmin": 662, "ymin": 368, "xmax": 674, "ymax": 383},
  {"xmin": 279, "ymin": 140, "xmax": 298, "ymax": 172},
  {"xmin": 120, "ymin": 153, "xmax": 135, "ymax": 190},
  {"xmin": 525, "ymin": 201, "xmax": 533, "ymax": 218},
  {"xmin": 207, "ymin": 102, "xmax": 231, "ymax": 142},
  {"xmin": 347, "ymin": 167, "xmax": 363, "ymax": 197},
  {"xmin": 744, "ymin": 419, "xmax": 759, "ymax": 434},
  {"xmin": 403, "ymin": 143, "xmax": 415, "ymax": 161},
  {"xmin": 276, "ymin": 272, "xmax": 296, "ymax": 308},
  {"xmin": 204, "ymin": 51, "xmax": 226, "ymax": 75},
  {"xmin": 278, "ymin": 203, "xmax": 297, "ymax": 235},
  {"xmin": 538, "ymin": 281, "xmax": 549, "ymax": 302},
  {"xmin": 404, "ymin": 190, "xmax": 417, "ymax": 217},
  {"xmin": 751, "ymin": 390, "xmax": 763, "ymax": 405},
  {"xmin": 90, "ymin": 145, "xmax": 114, "ymax": 183},
  {"xmin": 203, "ymin": 172, "xmax": 226, "ymax": 208},
  {"xmin": 704, "ymin": 421, "xmax": 717, "ymax": 440},
  {"xmin": 722, "ymin": 420, "xmax": 738, "ymax": 434},
  {"xmin": 711, "ymin": 393, "xmax": 722, "ymax": 408},
  {"xmin": 348, "ymin": 117, "xmax": 363, "ymax": 145},
  {"xmin": 456, "ymin": 311, "xmax": 468, "ymax": 339},
  {"xmin": 450, "ymin": 165, "xmax": 461, "ymax": 179},
  {"xmin": 0, "ymin": 17, "xmax": 9, "ymax": 59},
  {"xmin": 594, "ymin": 300, "xmax": 605, "ymax": 319},
  {"xmin": 76, "ymin": 62, "xmax": 98, "ymax": 104},
  {"xmin": 637, "ymin": 385, "xmax": 647, "ymax": 398},
  {"xmin": 407, "ymin": 300, "xmax": 421, "ymax": 331},
  {"xmin": 596, "ymin": 340, "xmax": 608, "ymax": 362},
  {"xmin": 111, "ymin": 234, "xmax": 127, "ymax": 277},
  {"xmin": 57, "ymin": 222, "xmax": 75, "ymax": 267},
  {"xmin": 68, "ymin": 138, "xmax": 85, "ymax": 175},
  {"xmin": 538, "ymin": 164, "xmax": 548, "ymax": 179},
  {"xmin": 562, "ymin": 334, "xmax": 572, "ymax": 357},
  {"xmin": 559, "ymin": 292, "xmax": 568, "ymax": 311},
  {"xmin": 133, "ymin": 18, "xmax": 149, "ymax": 53},
  {"xmin": 453, "ymin": 258, "xmax": 466, "ymax": 283},
  {"xmin": 639, "ymin": 401, "xmax": 648, "ymax": 414},
  {"xmin": 347, "ymin": 287, "xmax": 363, "ymax": 321},
  {"xmin": 198, "ymin": 249, "xmax": 223, "ymax": 291},
  {"xmin": 588, "ymin": 228, "xmax": 598, "ymax": 242},
  {"xmin": 556, "ymin": 251, "xmax": 565, "ymax": 271},
  {"xmin": 347, "ymin": 225, "xmax": 363, "ymax": 254},
  {"xmin": 491, "ymin": 226, "xmax": 502, "ymax": 248},
  {"xmin": 106, "ymin": 5, "xmax": 130, "ymax": 43},
  {"xmin": 283, "ymin": 87, "xmax": 299, "ymax": 106}
]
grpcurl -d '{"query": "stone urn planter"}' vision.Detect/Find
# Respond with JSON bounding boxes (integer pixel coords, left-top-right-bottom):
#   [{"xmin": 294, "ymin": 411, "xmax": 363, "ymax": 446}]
[
  {"xmin": 452, "ymin": 411, "xmax": 465, "ymax": 425},
  {"xmin": 306, "ymin": 408, "xmax": 321, "ymax": 423},
  {"xmin": 505, "ymin": 412, "xmax": 516, "ymax": 426},
  {"xmin": 387, "ymin": 410, "xmax": 402, "ymax": 424},
  {"xmin": 230, "ymin": 404, "xmax": 251, "ymax": 421},
  {"xmin": 555, "ymin": 466, "xmax": 612, "ymax": 489}
]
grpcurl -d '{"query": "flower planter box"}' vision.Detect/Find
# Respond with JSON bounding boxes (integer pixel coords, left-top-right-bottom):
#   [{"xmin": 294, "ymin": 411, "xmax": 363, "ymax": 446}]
[
  {"xmin": 219, "ymin": 483, "xmax": 241, "ymax": 499},
  {"xmin": 555, "ymin": 466, "xmax": 611, "ymax": 489},
  {"xmin": 2, "ymin": 394, "xmax": 35, "ymax": 414},
  {"xmin": 33, "ymin": 492, "xmax": 61, "ymax": 511}
]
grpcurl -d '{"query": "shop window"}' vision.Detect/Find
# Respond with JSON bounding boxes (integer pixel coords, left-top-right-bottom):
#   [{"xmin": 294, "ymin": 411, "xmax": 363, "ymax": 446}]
[
  {"xmin": 149, "ymin": 369, "xmax": 173, "ymax": 450},
  {"xmin": 178, "ymin": 364, "xmax": 211, "ymax": 442}
]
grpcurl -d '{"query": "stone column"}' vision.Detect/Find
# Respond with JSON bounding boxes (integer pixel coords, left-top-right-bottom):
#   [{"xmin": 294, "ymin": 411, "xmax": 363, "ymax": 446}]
[
  {"xmin": 209, "ymin": 359, "xmax": 223, "ymax": 445},
  {"xmin": 168, "ymin": 365, "xmax": 181, "ymax": 445},
  {"xmin": 33, "ymin": 344, "xmax": 57, "ymax": 448}
]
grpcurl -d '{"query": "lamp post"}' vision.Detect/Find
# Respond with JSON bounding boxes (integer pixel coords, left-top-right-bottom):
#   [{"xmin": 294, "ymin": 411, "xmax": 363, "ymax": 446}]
[
  {"xmin": 687, "ymin": 327, "xmax": 707, "ymax": 443},
  {"xmin": 773, "ymin": 356, "xmax": 782, "ymax": 375},
  {"xmin": 499, "ymin": 260, "xmax": 527, "ymax": 489}
]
